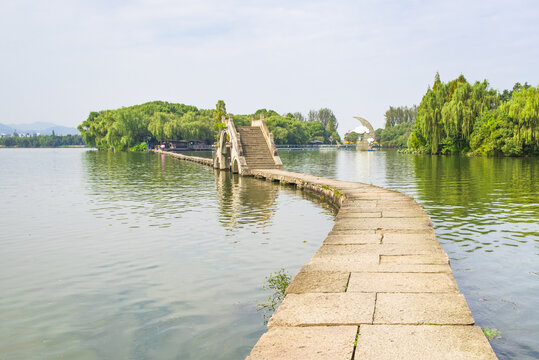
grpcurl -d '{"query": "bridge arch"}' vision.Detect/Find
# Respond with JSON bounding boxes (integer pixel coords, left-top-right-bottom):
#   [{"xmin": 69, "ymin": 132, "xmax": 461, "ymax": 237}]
[
  {"xmin": 232, "ymin": 158, "xmax": 239, "ymax": 173},
  {"xmin": 215, "ymin": 129, "xmax": 231, "ymax": 170}
]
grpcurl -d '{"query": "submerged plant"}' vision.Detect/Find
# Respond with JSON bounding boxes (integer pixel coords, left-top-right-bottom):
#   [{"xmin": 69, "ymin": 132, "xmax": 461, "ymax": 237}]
[
  {"xmin": 257, "ymin": 269, "xmax": 291, "ymax": 322},
  {"xmin": 482, "ymin": 327, "xmax": 502, "ymax": 341}
]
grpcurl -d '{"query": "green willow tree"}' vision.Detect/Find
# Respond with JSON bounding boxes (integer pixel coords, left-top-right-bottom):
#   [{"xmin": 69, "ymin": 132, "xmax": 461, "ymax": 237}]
[
  {"xmin": 376, "ymin": 105, "xmax": 417, "ymax": 148},
  {"xmin": 409, "ymin": 73, "xmax": 537, "ymax": 155},
  {"xmin": 213, "ymin": 100, "xmax": 227, "ymax": 129},
  {"xmin": 384, "ymin": 105, "xmax": 417, "ymax": 127}
]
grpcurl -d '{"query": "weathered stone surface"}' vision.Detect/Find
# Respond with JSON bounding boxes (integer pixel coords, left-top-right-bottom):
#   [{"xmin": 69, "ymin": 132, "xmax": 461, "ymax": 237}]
[
  {"xmin": 315, "ymin": 243, "xmax": 445, "ymax": 256},
  {"xmin": 340, "ymin": 200, "xmax": 378, "ymax": 209},
  {"xmin": 355, "ymin": 325, "xmax": 497, "ymax": 359},
  {"xmin": 337, "ymin": 212, "xmax": 382, "ymax": 218},
  {"xmin": 285, "ymin": 270, "xmax": 349, "ymax": 294},
  {"xmin": 314, "ymin": 244, "xmax": 383, "ymax": 257},
  {"xmin": 268, "ymin": 293, "xmax": 375, "ymax": 327},
  {"xmin": 338, "ymin": 207, "xmax": 383, "ymax": 214},
  {"xmin": 310, "ymin": 254, "xmax": 380, "ymax": 268},
  {"xmin": 380, "ymin": 254, "xmax": 449, "ymax": 265},
  {"xmin": 375, "ymin": 203, "xmax": 424, "ymax": 211},
  {"xmin": 378, "ymin": 243, "xmax": 445, "ymax": 255},
  {"xmin": 329, "ymin": 229, "xmax": 376, "ymax": 236},
  {"xmin": 333, "ymin": 218, "xmax": 432, "ymax": 231},
  {"xmin": 342, "ymin": 186, "xmax": 388, "ymax": 194},
  {"xmin": 382, "ymin": 232, "xmax": 438, "ymax": 244},
  {"xmin": 323, "ymin": 234, "xmax": 382, "ymax": 245},
  {"xmin": 246, "ymin": 326, "xmax": 357, "ymax": 360},
  {"xmin": 348, "ymin": 272, "xmax": 458, "ymax": 293},
  {"xmin": 374, "ymin": 293, "xmax": 474, "ymax": 325},
  {"xmin": 346, "ymin": 192, "xmax": 408, "ymax": 200},
  {"xmin": 302, "ymin": 261, "xmax": 452, "ymax": 273},
  {"xmin": 382, "ymin": 210, "xmax": 429, "ymax": 218}
]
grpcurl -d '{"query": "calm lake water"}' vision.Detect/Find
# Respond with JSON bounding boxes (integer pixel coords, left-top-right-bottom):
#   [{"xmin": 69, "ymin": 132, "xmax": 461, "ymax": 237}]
[
  {"xmin": 0, "ymin": 148, "xmax": 537, "ymax": 359},
  {"xmin": 0, "ymin": 149, "xmax": 336, "ymax": 360}
]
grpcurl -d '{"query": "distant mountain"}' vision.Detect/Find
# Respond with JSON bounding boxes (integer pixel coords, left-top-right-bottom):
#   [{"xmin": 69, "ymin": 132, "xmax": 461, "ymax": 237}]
[
  {"xmin": 1, "ymin": 122, "xmax": 79, "ymax": 135},
  {"xmin": 0, "ymin": 123, "xmax": 13, "ymax": 135}
]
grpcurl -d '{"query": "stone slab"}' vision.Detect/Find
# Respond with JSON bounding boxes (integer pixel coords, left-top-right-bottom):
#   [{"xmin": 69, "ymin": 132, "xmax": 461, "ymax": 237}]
[
  {"xmin": 302, "ymin": 261, "xmax": 452, "ymax": 273},
  {"xmin": 340, "ymin": 200, "xmax": 378, "ymax": 209},
  {"xmin": 315, "ymin": 244, "xmax": 445, "ymax": 256},
  {"xmin": 380, "ymin": 254, "xmax": 449, "ymax": 265},
  {"xmin": 347, "ymin": 194, "xmax": 409, "ymax": 201},
  {"xmin": 382, "ymin": 232, "xmax": 438, "ymax": 244},
  {"xmin": 382, "ymin": 210, "xmax": 429, "ymax": 218},
  {"xmin": 329, "ymin": 229, "xmax": 377, "ymax": 236},
  {"xmin": 355, "ymin": 325, "xmax": 497, "ymax": 359},
  {"xmin": 285, "ymin": 270, "xmax": 349, "ymax": 294},
  {"xmin": 348, "ymin": 272, "xmax": 458, "ymax": 293},
  {"xmin": 246, "ymin": 326, "xmax": 357, "ymax": 360},
  {"xmin": 333, "ymin": 218, "xmax": 432, "ymax": 231},
  {"xmin": 338, "ymin": 207, "xmax": 383, "ymax": 214},
  {"xmin": 374, "ymin": 201, "xmax": 424, "ymax": 210},
  {"xmin": 337, "ymin": 212, "xmax": 382, "ymax": 218},
  {"xmin": 268, "ymin": 293, "xmax": 375, "ymax": 327},
  {"xmin": 310, "ymin": 254, "xmax": 379, "ymax": 267},
  {"xmin": 374, "ymin": 293, "xmax": 474, "ymax": 325},
  {"xmin": 323, "ymin": 234, "xmax": 382, "ymax": 245},
  {"xmin": 316, "ymin": 244, "xmax": 376, "ymax": 255}
]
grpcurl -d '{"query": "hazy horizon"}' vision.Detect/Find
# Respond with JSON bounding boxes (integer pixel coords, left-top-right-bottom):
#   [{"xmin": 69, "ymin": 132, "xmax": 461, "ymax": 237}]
[{"xmin": 1, "ymin": 0, "xmax": 537, "ymax": 135}]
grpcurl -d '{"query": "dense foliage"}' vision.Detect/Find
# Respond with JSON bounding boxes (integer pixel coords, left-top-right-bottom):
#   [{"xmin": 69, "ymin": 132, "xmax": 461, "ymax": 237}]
[
  {"xmin": 375, "ymin": 122, "xmax": 415, "ymax": 148},
  {"xmin": 374, "ymin": 105, "xmax": 417, "ymax": 148},
  {"xmin": 344, "ymin": 131, "xmax": 362, "ymax": 143},
  {"xmin": 409, "ymin": 74, "xmax": 538, "ymax": 155},
  {"xmin": 0, "ymin": 134, "xmax": 85, "ymax": 148},
  {"xmin": 78, "ymin": 101, "xmax": 214, "ymax": 151},
  {"xmin": 384, "ymin": 105, "xmax": 417, "ymax": 127},
  {"xmin": 78, "ymin": 101, "xmax": 341, "ymax": 150}
]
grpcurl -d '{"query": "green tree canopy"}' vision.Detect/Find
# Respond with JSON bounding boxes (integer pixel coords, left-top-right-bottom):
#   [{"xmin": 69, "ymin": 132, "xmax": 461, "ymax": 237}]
[
  {"xmin": 408, "ymin": 73, "xmax": 538, "ymax": 155},
  {"xmin": 77, "ymin": 101, "xmax": 344, "ymax": 150}
]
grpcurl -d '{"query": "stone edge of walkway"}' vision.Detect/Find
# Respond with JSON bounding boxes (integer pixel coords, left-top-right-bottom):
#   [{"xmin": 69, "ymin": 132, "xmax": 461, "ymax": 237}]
[{"xmin": 157, "ymin": 151, "xmax": 497, "ymax": 360}]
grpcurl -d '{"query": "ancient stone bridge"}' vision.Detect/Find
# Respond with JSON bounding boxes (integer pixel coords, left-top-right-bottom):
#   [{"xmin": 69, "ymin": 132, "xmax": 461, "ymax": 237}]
[
  {"xmin": 155, "ymin": 116, "xmax": 496, "ymax": 359},
  {"xmin": 213, "ymin": 114, "xmax": 282, "ymax": 174}
]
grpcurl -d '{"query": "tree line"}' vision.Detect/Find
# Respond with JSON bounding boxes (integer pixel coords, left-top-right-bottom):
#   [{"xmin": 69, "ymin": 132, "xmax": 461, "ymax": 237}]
[
  {"xmin": 409, "ymin": 73, "xmax": 537, "ymax": 155},
  {"xmin": 374, "ymin": 74, "xmax": 538, "ymax": 156},
  {"xmin": 0, "ymin": 134, "xmax": 85, "ymax": 148},
  {"xmin": 372, "ymin": 105, "xmax": 417, "ymax": 148},
  {"xmin": 77, "ymin": 101, "xmax": 341, "ymax": 150},
  {"xmin": 384, "ymin": 105, "xmax": 417, "ymax": 127}
]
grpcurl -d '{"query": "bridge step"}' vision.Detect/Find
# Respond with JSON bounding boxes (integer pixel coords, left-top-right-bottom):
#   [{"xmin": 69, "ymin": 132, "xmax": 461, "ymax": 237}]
[{"xmin": 237, "ymin": 126, "xmax": 278, "ymax": 169}]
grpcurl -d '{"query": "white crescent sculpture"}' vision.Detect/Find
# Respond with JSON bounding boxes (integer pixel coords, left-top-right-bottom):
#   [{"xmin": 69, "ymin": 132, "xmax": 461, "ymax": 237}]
[{"xmin": 353, "ymin": 116, "xmax": 375, "ymax": 150}]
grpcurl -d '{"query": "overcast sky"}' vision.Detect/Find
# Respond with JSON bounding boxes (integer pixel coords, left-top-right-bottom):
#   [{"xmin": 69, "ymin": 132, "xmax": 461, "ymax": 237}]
[{"xmin": 0, "ymin": 0, "xmax": 537, "ymax": 133}]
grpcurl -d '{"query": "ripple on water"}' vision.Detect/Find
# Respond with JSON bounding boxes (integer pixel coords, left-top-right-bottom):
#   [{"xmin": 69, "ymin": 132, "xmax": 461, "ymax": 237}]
[{"xmin": 0, "ymin": 149, "xmax": 336, "ymax": 360}]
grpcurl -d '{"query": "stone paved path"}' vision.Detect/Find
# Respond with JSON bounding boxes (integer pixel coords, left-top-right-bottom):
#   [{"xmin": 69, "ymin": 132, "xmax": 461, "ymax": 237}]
[
  {"xmin": 157, "ymin": 151, "xmax": 497, "ymax": 359},
  {"xmin": 246, "ymin": 169, "xmax": 497, "ymax": 360}
]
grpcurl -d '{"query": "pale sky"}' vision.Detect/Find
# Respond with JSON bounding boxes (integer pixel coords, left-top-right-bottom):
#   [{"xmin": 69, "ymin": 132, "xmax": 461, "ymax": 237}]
[{"xmin": 1, "ymin": 0, "xmax": 537, "ymax": 133}]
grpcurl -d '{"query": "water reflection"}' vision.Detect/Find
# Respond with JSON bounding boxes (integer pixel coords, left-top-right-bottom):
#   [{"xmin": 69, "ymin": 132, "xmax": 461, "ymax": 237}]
[
  {"xmin": 411, "ymin": 155, "xmax": 538, "ymax": 250},
  {"xmin": 81, "ymin": 151, "xmax": 217, "ymax": 229},
  {"xmin": 215, "ymin": 170, "xmax": 278, "ymax": 231}
]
